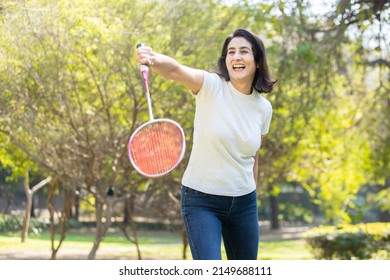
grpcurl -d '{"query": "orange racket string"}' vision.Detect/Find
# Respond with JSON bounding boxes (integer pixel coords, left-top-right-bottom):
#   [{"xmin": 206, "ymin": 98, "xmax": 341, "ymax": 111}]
[{"xmin": 129, "ymin": 122, "xmax": 184, "ymax": 176}]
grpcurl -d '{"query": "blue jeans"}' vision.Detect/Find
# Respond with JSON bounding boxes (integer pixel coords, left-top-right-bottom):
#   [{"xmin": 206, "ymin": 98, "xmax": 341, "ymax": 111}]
[{"xmin": 181, "ymin": 185, "xmax": 259, "ymax": 260}]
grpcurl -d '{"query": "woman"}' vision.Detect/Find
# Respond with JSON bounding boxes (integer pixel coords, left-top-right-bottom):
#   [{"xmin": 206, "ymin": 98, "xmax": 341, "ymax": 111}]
[{"xmin": 136, "ymin": 29, "xmax": 276, "ymax": 260}]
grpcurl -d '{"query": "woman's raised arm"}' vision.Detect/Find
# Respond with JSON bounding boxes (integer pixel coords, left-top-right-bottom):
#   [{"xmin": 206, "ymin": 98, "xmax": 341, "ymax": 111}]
[{"xmin": 136, "ymin": 45, "xmax": 204, "ymax": 94}]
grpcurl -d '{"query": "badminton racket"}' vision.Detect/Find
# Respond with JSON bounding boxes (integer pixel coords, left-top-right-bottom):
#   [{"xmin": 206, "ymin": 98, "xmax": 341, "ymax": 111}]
[{"xmin": 128, "ymin": 43, "xmax": 186, "ymax": 177}]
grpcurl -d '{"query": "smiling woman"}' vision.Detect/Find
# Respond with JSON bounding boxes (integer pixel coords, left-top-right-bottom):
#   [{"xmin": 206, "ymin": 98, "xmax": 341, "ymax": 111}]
[
  {"xmin": 136, "ymin": 29, "xmax": 277, "ymax": 260},
  {"xmin": 225, "ymin": 37, "xmax": 257, "ymax": 94},
  {"xmin": 215, "ymin": 29, "xmax": 277, "ymax": 94}
]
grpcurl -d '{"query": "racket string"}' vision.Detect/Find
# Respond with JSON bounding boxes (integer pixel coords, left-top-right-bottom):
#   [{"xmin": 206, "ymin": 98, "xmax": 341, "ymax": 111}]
[{"xmin": 129, "ymin": 122, "xmax": 184, "ymax": 176}]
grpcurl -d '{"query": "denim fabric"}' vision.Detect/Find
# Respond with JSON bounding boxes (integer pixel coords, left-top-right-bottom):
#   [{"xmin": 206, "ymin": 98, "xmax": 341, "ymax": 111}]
[{"xmin": 181, "ymin": 185, "xmax": 259, "ymax": 260}]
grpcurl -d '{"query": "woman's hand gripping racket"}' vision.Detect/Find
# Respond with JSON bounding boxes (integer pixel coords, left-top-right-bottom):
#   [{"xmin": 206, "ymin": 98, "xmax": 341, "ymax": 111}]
[{"xmin": 128, "ymin": 44, "xmax": 186, "ymax": 177}]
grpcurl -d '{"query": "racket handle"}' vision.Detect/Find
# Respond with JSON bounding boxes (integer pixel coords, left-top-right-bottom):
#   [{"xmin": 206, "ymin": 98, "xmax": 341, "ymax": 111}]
[
  {"xmin": 137, "ymin": 43, "xmax": 153, "ymax": 120},
  {"xmin": 137, "ymin": 43, "xmax": 149, "ymax": 74}
]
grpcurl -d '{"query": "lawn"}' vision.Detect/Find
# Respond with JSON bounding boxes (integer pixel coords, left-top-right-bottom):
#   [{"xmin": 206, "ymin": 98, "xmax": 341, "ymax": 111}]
[
  {"xmin": 0, "ymin": 229, "xmax": 314, "ymax": 260},
  {"xmin": 259, "ymin": 239, "xmax": 313, "ymax": 260}
]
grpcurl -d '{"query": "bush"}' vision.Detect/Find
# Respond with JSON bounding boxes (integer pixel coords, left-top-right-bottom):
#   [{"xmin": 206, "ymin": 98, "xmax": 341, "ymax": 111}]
[
  {"xmin": 0, "ymin": 214, "xmax": 48, "ymax": 234},
  {"xmin": 278, "ymin": 203, "xmax": 314, "ymax": 224},
  {"xmin": 304, "ymin": 222, "xmax": 390, "ymax": 259},
  {"xmin": 0, "ymin": 214, "xmax": 22, "ymax": 232}
]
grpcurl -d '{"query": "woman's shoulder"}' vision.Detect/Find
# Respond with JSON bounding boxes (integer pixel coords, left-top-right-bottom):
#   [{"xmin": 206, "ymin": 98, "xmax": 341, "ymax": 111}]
[
  {"xmin": 256, "ymin": 94, "xmax": 273, "ymax": 114},
  {"xmin": 196, "ymin": 71, "xmax": 226, "ymax": 96},
  {"xmin": 203, "ymin": 71, "xmax": 225, "ymax": 83}
]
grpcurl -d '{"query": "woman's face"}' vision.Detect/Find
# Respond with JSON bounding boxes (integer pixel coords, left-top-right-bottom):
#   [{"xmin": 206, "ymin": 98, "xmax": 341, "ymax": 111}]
[{"xmin": 225, "ymin": 36, "xmax": 257, "ymax": 90}]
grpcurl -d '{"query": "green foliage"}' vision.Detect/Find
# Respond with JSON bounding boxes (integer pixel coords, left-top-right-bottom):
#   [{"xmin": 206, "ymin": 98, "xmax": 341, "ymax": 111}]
[
  {"xmin": 305, "ymin": 223, "xmax": 390, "ymax": 259},
  {"xmin": 0, "ymin": 214, "xmax": 48, "ymax": 234},
  {"xmin": 278, "ymin": 203, "xmax": 314, "ymax": 224},
  {"xmin": 0, "ymin": 215, "xmax": 21, "ymax": 233}
]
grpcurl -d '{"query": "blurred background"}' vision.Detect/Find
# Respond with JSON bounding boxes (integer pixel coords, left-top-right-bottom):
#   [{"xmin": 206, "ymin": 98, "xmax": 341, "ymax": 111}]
[{"xmin": 0, "ymin": 0, "xmax": 389, "ymax": 260}]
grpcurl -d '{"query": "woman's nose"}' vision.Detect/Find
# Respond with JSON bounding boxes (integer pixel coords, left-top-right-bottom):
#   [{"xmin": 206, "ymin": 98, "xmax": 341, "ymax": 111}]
[{"xmin": 234, "ymin": 53, "xmax": 242, "ymax": 60}]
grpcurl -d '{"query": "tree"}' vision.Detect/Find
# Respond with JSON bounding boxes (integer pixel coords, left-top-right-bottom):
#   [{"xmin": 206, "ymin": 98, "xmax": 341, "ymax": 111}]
[
  {"xmin": 0, "ymin": 136, "xmax": 49, "ymax": 241},
  {"xmin": 272, "ymin": 0, "xmax": 389, "ymax": 224},
  {"xmin": 21, "ymin": 171, "xmax": 51, "ymax": 242},
  {"xmin": 0, "ymin": 0, "xmax": 143, "ymax": 258}
]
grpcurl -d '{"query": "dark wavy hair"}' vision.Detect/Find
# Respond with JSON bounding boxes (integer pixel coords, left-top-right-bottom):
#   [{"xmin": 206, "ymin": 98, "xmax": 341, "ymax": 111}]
[{"xmin": 215, "ymin": 29, "xmax": 277, "ymax": 94}]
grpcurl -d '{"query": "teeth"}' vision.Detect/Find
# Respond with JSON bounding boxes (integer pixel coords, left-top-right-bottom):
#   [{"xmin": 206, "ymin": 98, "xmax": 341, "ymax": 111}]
[{"xmin": 233, "ymin": 65, "xmax": 245, "ymax": 69}]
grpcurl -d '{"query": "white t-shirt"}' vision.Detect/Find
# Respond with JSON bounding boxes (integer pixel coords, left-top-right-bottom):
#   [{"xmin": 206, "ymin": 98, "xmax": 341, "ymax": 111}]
[{"xmin": 182, "ymin": 71, "xmax": 273, "ymax": 197}]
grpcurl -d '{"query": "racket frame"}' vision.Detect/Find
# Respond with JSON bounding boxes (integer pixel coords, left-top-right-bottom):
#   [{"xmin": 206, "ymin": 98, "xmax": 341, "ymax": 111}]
[{"xmin": 128, "ymin": 118, "xmax": 186, "ymax": 178}]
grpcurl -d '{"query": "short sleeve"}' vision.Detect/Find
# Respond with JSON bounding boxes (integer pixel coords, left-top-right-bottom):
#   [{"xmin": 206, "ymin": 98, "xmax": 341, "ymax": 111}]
[
  {"xmin": 195, "ymin": 71, "xmax": 221, "ymax": 100},
  {"xmin": 261, "ymin": 104, "xmax": 273, "ymax": 135}
]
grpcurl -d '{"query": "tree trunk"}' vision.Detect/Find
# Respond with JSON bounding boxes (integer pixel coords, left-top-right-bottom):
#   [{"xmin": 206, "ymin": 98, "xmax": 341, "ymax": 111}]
[
  {"xmin": 48, "ymin": 183, "xmax": 74, "ymax": 260},
  {"xmin": 182, "ymin": 227, "xmax": 188, "ymax": 259},
  {"xmin": 21, "ymin": 171, "xmax": 52, "ymax": 242},
  {"xmin": 88, "ymin": 194, "xmax": 113, "ymax": 260},
  {"xmin": 125, "ymin": 196, "xmax": 142, "ymax": 260},
  {"xmin": 21, "ymin": 172, "xmax": 32, "ymax": 242},
  {"xmin": 74, "ymin": 187, "xmax": 80, "ymax": 221},
  {"xmin": 120, "ymin": 196, "xmax": 142, "ymax": 259},
  {"xmin": 88, "ymin": 200, "xmax": 104, "ymax": 260},
  {"xmin": 3, "ymin": 193, "xmax": 12, "ymax": 214},
  {"xmin": 270, "ymin": 195, "xmax": 280, "ymax": 230}
]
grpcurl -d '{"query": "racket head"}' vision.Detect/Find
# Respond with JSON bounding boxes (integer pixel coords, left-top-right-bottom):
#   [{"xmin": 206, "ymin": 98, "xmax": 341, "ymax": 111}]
[{"xmin": 128, "ymin": 119, "xmax": 186, "ymax": 177}]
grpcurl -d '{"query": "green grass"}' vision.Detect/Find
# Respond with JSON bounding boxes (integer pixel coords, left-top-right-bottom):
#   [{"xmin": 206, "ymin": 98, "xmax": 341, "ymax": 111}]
[
  {"xmin": 0, "ymin": 230, "xmax": 314, "ymax": 260},
  {"xmin": 259, "ymin": 239, "xmax": 314, "ymax": 260}
]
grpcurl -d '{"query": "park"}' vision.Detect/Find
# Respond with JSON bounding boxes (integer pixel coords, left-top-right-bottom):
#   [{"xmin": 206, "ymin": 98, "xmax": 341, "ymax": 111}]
[{"xmin": 0, "ymin": 0, "xmax": 389, "ymax": 262}]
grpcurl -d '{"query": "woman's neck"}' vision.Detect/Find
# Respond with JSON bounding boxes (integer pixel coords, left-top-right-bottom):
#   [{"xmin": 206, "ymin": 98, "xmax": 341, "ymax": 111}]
[{"xmin": 230, "ymin": 80, "xmax": 252, "ymax": 95}]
